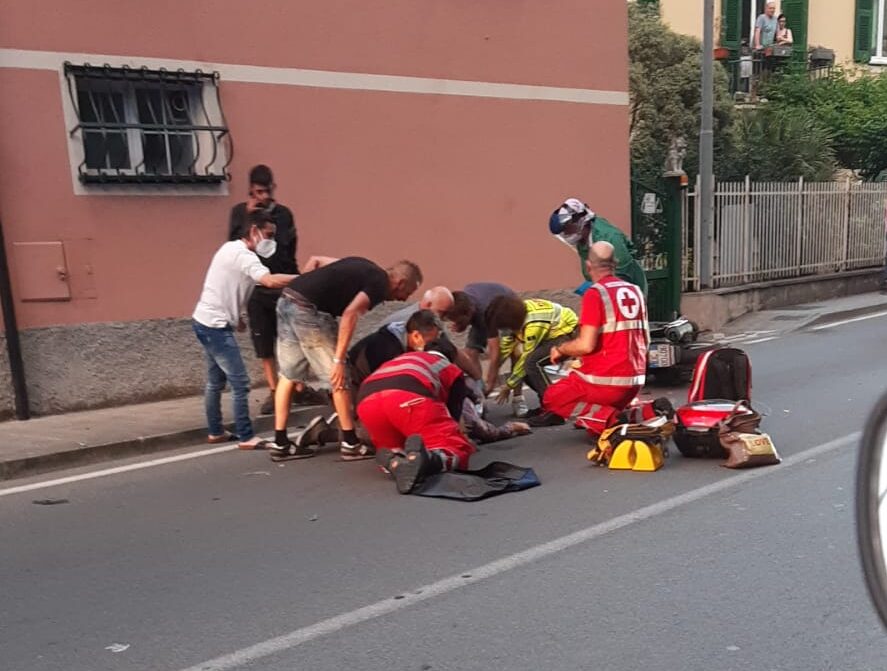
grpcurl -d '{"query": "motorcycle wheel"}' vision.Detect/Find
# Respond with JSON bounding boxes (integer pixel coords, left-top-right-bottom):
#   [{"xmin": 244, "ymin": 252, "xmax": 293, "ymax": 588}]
[{"xmin": 857, "ymin": 390, "xmax": 887, "ymax": 630}]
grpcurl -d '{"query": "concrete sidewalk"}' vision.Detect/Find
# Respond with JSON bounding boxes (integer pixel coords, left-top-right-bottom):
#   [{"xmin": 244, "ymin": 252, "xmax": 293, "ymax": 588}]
[
  {"xmin": 715, "ymin": 290, "xmax": 887, "ymax": 337},
  {"xmin": 2, "ymin": 290, "xmax": 885, "ymax": 483},
  {"xmin": 0, "ymin": 393, "xmax": 326, "ymax": 481}
]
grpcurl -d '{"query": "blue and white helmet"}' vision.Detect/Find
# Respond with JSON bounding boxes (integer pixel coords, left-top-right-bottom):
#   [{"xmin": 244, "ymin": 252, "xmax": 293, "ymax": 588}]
[{"xmin": 549, "ymin": 198, "xmax": 595, "ymax": 244}]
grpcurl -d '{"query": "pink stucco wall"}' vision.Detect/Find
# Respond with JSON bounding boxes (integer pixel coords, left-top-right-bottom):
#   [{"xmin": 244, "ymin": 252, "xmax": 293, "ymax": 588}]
[{"xmin": 0, "ymin": 2, "xmax": 630, "ymax": 330}]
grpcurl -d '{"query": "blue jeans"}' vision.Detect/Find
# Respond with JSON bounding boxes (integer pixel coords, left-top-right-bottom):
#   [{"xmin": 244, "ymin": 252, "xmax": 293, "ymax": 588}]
[{"xmin": 192, "ymin": 321, "xmax": 254, "ymax": 440}]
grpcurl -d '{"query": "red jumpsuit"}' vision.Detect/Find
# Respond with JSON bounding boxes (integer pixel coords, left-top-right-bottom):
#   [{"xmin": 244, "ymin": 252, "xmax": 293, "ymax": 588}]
[
  {"xmin": 542, "ymin": 275, "xmax": 649, "ymax": 434},
  {"xmin": 356, "ymin": 351, "xmax": 476, "ymax": 470}
]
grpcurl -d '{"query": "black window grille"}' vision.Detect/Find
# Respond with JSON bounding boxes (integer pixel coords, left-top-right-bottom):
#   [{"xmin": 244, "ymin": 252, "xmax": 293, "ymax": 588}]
[{"xmin": 64, "ymin": 63, "xmax": 233, "ymax": 185}]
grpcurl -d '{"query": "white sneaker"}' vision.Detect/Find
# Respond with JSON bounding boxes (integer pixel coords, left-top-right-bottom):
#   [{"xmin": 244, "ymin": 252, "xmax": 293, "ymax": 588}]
[{"xmin": 512, "ymin": 396, "xmax": 529, "ymax": 418}]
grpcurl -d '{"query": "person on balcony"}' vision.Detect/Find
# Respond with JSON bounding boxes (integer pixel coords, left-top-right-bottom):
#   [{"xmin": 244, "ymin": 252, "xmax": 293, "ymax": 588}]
[
  {"xmin": 754, "ymin": 1, "xmax": 778, "ymax": 50},
  {"xmin": 775, "ymin": 14, "xmax": 794, "ymax": 46}
]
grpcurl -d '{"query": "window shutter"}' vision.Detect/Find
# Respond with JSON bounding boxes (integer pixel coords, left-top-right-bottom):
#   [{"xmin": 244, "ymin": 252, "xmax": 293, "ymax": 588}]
[
  {"xmin": 721, "ymin": 0, "xmax": 743, "ymax": 52},
  {"xmin": 781, "ymin": 0, "xmax": 809, "ymax": 62},
  {"xmin": 855, "ymin": 0, "xmax": 875, "ymax": 63}
]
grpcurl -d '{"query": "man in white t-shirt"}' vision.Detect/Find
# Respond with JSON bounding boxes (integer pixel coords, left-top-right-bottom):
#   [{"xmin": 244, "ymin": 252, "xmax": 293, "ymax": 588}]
[{"xmin": 193, "ymin": 210, "xmax": 297, "ymax": 449}]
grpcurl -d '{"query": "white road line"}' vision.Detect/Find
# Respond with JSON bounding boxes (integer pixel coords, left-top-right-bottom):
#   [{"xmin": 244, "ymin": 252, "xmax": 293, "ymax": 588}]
[
  {"xmin": 742, "ymin": 336, "xmax": 779, "ymax": 345},
  {"xmin": 175, "ymin": 432, "xmax": 858, "ymax": 671},
  {"xmin": 0, "ymin": 444, "xmax": 239, "ymax": 497},
  {"xmin": 810, "ymin": 310, "xmax": 887, "ymax": 331}
]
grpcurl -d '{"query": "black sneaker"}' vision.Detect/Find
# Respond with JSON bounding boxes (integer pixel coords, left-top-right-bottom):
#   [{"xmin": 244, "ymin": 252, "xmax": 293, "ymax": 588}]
[
  {"xmin": 374, "ymin": 448, "xmax": 400, "ymax": 476},
  {"xmin": 295, "ymin": 415, "xmax": 329, "ymax": 448},
  {"xmin": 339, "ymin": 441, "xmax": 376, "ymax": 461},
  {"xmin": 527, "ymin": 411, "xmax": 566, "ymax": 427},
  {"xmin": 268, "ymin": 440, "xmax": 316, "ymax": 461},
  {"xmin": 391, "ymin": 434, "xmax": 435, "ymax": 494},
  {"xmin": 652, "ymin": 397, "xmax": 676, "ymax": 419},
  {"xmin": 318, "ymin": 412, "xmax": 340, "ymax": 445}
]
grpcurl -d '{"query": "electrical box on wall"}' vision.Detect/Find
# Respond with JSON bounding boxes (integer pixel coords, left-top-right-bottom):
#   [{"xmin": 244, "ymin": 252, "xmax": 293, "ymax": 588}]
[{"xmin": 11, "ymin": 240, "xmax": 97, "ymax": 302}]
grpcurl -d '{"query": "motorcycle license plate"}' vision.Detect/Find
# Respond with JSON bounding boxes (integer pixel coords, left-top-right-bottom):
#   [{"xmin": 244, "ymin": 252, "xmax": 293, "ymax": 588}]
[{"xmin": 648, "ymin": 343, "xmax": 677, "ymax": 368}]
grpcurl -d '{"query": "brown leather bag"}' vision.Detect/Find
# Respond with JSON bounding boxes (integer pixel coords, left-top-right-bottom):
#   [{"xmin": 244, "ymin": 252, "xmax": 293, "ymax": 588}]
[
  {"xmin": 717, "ymin": 401, "xmax": 779, "ymax": 469},
  {"xmin": 719, "ymin": 431, "xmax": 781, "ymax": 469}
]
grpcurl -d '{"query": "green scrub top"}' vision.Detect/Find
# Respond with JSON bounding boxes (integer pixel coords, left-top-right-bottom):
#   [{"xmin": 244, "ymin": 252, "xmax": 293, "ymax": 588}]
[{"xmin": 576, "ymin": 216, "xmax": 648, "ymax": 295}]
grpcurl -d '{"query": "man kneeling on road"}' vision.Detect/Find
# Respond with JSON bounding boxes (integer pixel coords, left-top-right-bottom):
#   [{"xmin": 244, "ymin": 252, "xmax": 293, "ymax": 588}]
[
  {"xmin": 267, "ymin": 255, "xmax": 422, "ymax": 461},
  {"xmin": 529, "ymin": 241, "xmax": 649, "ymax": 433},
  {"xmin": 336, "ymin": 309, "xmax": 530, "ymax": 448},
  {"xmin": 356, "ymin": 339, "xmax": 476, "ymax": 494}
]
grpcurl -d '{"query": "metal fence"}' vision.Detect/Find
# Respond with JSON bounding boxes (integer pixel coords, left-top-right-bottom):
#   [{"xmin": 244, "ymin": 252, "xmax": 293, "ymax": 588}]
[{"xmin": 683, "ymin": 177, "xmax": 887, "ymax": 291}]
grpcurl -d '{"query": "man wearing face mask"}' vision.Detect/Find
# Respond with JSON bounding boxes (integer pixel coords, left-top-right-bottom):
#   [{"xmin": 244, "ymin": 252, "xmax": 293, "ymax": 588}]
[
  {"xmin": 549, "ymin": 197, "xmax": 648, "ymax": 296},
  {"xmin": 228, "ymin": 165, "xmax": 300, "ymax": 416},
  {"xmin": 194, "ymin": 211, "xmax": 298, "ymax": 449}
]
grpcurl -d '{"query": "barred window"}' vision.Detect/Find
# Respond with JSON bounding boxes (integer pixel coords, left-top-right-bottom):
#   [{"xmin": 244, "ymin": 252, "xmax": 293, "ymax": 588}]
[{"xmin": 64, "ymin": 63, "xmax": 232, "ymax": 185}]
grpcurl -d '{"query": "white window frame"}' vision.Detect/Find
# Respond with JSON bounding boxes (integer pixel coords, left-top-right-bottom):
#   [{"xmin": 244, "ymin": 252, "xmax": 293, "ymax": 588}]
[
  {"xmin": 873, "ymin": 0, "xmax": 887, "ymax": 65},
  {"xmin": 59, "ymin": 65, "xmax": 229, "ymax": 197}
]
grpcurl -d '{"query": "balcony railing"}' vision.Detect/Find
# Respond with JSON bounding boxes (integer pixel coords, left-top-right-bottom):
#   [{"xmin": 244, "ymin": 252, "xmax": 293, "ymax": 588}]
[{"xmin": 720, "ymin": 46, "xmax": 834, "ymax": 102}]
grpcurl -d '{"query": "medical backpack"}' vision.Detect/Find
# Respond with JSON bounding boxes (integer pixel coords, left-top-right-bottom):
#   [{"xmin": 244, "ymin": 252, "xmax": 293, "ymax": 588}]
[{"xmin": 674, "ymin": 348, "xmax": 757, "ymax": 458}]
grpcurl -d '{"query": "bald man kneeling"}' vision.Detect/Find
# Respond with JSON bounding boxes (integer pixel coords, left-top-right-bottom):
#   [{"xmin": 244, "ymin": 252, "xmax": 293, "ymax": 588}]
[{"xmin": 528, "ymin": 242, "xmax": 650, "ymax": 435}]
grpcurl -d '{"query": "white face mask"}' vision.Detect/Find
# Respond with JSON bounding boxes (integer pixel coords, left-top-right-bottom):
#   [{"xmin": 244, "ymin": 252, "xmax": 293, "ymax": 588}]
[
  {"xmin": 255, "ymin": 237, "xmax": 277, "ymax": 258},
  {"xmin": 559, "ymin": 231, "xmax": 584, "ymax": 246}
]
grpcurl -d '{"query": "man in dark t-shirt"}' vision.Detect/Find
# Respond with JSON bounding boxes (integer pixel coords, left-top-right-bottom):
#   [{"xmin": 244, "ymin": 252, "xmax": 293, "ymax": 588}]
[
  {"xmin": 447, "ymin": 282, "xmax": 520, "ymax": 412},
  {"xmin": 268, "ymin": 255, "xmax": 423, "ymax": 463},
  {"xmin": 227, "ymin": 165, "xmax": 299, "ymax": 415}
]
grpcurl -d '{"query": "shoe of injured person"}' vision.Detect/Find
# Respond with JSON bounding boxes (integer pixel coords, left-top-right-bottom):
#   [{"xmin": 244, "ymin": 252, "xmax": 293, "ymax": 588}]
[
  {"xmin": 652, "ymin": 397, "xmax": 676, "ymax": 419},
  {"xmin": 527, "ymin": 411, "xmax": 566, "ymax": 427},
  {"xmin": 318, "ymin": 412, "xmax": 340, "ymax": 444},
  {"xmin": 512, "ymin": 395, "xmax": 529, "ymax": 418},
  {"xmin": 295, "ymin": 415, "xmax": 329, "ymax": 449},
  {"xmin": 391, "ymin": 435, "xmax": 442, "ymax": 494},
  {"xmin": 340, "ymin": 441, "xmax": 376, "ymax": 461}
]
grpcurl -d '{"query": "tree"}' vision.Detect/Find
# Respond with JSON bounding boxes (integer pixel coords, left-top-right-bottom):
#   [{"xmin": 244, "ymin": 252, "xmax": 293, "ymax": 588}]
[
  {"xmin": 722, "ymin": 107, "xmax": 837, "ymax": 182},
  {"xmin": 763, "ymin": 68, "xmax": 887, "ymax": 180},
  {"xmin": 628, "ymin": 3, "xmax": 735, "ymax": 186}
]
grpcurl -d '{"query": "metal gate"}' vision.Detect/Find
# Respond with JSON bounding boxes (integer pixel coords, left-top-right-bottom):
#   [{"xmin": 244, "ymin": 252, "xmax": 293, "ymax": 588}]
[{"xmin": 631, "ymin": 178, "xmax": 682, "ymax": 321}]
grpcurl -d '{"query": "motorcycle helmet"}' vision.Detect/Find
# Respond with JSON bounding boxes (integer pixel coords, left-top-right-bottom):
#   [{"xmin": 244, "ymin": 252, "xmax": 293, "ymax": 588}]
[{"xmin": 549, "ymin": 197, "xmax": 596, "ymax": 246}]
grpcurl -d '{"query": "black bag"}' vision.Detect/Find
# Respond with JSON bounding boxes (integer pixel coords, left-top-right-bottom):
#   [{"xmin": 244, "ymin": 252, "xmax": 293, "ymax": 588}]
[
  {"xmin": 687, "ymin": 347, "xmax": 752, "ymax": 404},
  {"xmin": 412, "ymin": 462, "xmax": 541, "ymax": 501}
]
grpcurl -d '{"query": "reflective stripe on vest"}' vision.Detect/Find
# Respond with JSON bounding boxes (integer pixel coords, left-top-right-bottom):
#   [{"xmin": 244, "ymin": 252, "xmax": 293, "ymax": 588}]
[
  {"xmin": 593, "ymin": 283, "xmax": 617, "ymax": 332},
  {"xmin": 573, "ymin": 369, "xmax": 646, "ymax": 387},
  {"xmin": 372, "ymin": 351, "xmax": 451, "ymax": 395}
]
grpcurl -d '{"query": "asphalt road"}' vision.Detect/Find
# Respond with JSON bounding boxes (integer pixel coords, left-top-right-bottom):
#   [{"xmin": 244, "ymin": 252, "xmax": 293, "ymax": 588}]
[{"xmin": 2, "ymin": 313, "xmax": 887, "ymax": 671}]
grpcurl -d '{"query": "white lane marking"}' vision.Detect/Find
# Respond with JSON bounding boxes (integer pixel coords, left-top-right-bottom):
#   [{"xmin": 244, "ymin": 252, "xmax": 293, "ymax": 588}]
[
  {"xmin": 742, "ymin": 336, "xmax": 779, "ymax": 345},
  {"xmin": 810, "ymin": 310, "xmax": 887, "ymax": 331},
  {"xmin": 0, "ymin": 444, "xmax": 239, "ymax": 497},
  {"xmin": 0, "ymin": 48, "xmax": 629, "ymax": 106},
  {"xmin": 176, "ymin": 432, "xmax": 857, "ymax": 671}
]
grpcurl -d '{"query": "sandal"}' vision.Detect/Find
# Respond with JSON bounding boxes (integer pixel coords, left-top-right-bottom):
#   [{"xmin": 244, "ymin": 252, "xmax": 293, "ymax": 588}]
[
  {"xmin": 207, "ymin": 432, "xmax": 238, "ymax": 444},
  {"xmin": 237, "ymin": 436, "xmax": 271, "ymax": 450}
]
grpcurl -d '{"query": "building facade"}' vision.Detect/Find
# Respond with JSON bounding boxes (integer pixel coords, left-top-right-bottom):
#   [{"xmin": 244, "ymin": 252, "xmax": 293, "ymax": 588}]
[
  {"xmin": 660, "ymin": 0, "xmax": 885, "ymax": 68},
  {"xmin": 0, "ymin": 1, "xmax": 631, "ymax": 417}
]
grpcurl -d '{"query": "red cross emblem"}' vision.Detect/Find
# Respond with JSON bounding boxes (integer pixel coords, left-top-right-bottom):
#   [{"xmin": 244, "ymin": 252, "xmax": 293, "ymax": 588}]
[{"xmin": 616, "ymin": 287, "xmax": 640, "ymax": 319}]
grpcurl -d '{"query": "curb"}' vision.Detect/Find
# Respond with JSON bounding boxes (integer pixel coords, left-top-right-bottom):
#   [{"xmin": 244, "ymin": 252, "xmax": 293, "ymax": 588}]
[
  {"xmin": 0, "ymin": 409, "xmax": 321, "ymax": 482},
  {"xmin": 802, "ymin": 299, "xmax": 887, "ymax": 330}
]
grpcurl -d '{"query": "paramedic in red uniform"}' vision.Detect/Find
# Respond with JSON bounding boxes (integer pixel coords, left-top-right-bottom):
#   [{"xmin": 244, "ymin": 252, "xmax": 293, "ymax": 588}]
[
  {"xmin": 356, "ymin": 339, "xmax": 477, "ymax": 494},
  {"xmin": 529, "ymin": 241, "xmax": 649, "ymax": 432}
]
